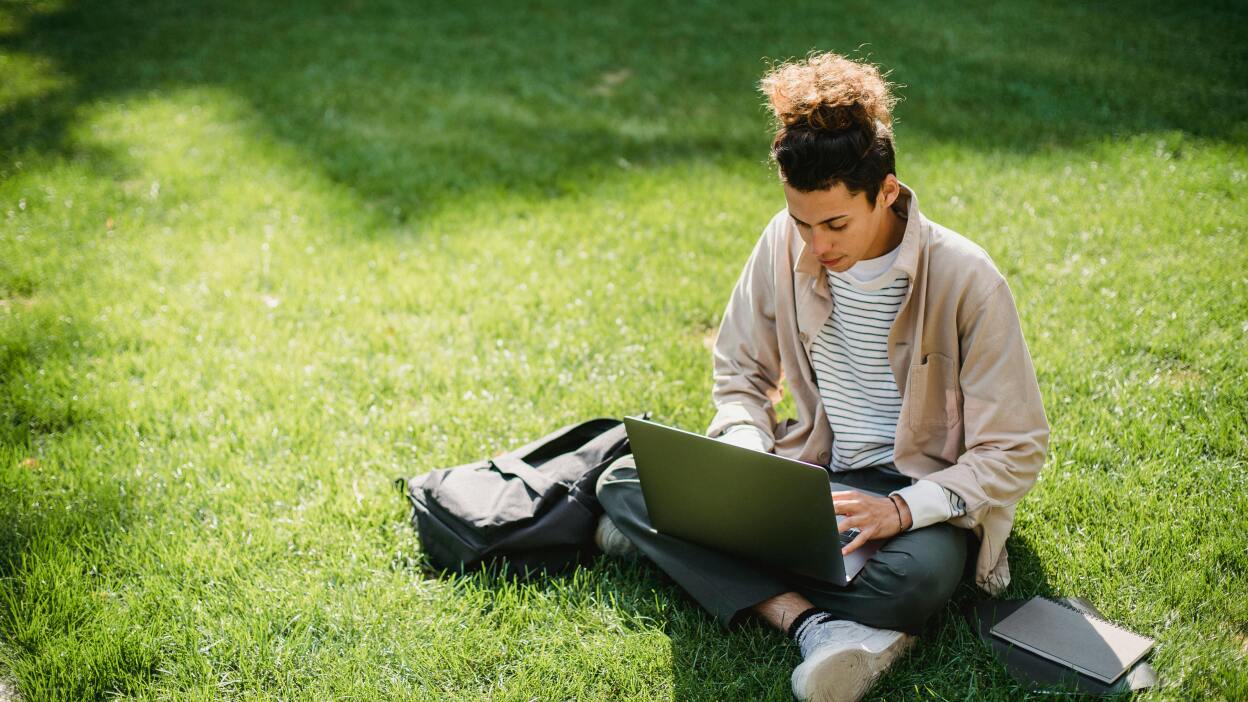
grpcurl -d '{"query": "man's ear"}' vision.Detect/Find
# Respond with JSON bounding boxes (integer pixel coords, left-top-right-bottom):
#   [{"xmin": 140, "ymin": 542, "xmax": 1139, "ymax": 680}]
[{"xmin": 879, "ymin": 174, "xmax": 901, "ymax": 209}]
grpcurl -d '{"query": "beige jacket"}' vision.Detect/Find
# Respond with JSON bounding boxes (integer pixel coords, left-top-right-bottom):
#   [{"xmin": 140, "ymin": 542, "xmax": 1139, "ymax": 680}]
[{"xmin": 707, "ymin": 182, "xmax": 1049, "ymax": 594}]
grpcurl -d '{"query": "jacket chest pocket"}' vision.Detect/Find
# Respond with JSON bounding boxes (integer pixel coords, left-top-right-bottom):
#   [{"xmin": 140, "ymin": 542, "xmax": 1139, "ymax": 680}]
[{"xmin": 905, "ymin": 353, "xmax": 961, "ymax": 430}]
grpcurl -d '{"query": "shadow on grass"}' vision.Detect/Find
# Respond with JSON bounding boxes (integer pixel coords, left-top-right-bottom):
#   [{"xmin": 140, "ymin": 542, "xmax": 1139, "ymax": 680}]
[
  {"xmin": 420, "ymin": 556, "xmax": 793, "ymax": 700},
  {"xmin": 415, "ymin": 530, "xmax": 1057, "ymax": 700},
  {"xmin": 996, "ymin": 531, "xmax": 1058, "ymax": 601},
  {"xmin": 2, "ymin": 0, "xmax": 1245, "ymax": 228},
  {"xmin": 0, "ymin": 294, "xmax": 162, "ymax": 700}
]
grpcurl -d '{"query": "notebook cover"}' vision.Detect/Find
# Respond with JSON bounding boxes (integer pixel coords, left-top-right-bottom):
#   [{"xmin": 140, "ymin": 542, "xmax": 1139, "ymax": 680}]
[
  {"xmin": 989, "ymin": 597, "xmax": 1154, "ymax": 683},
  {"xmin": 967, "ymin": 598, "xmax": 1160, "ymax": 695}
]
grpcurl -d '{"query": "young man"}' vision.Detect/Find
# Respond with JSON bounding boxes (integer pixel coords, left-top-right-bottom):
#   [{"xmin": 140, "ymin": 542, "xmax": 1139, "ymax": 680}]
[{"xmin": 595, "ymin": 52, "xmax": 1048, "ymax": 702}]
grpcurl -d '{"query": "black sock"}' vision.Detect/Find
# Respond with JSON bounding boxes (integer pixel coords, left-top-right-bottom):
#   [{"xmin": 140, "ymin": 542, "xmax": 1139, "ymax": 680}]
[{"xmin": 787, "ymin": 606, "xmax": 833, "ymax": 641}]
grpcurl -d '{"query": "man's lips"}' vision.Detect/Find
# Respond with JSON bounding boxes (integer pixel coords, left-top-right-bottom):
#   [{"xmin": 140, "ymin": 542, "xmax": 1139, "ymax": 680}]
[{"xmin": 821, "ymin": 255, "xmax": 845, "ymax": 266}]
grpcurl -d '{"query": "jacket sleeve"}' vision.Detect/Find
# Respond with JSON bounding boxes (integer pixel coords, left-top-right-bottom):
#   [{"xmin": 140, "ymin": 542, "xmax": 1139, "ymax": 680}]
[
  {"xmin": 926, "ymin": 279, "xmax": 1049, "ymax": 529},
  {"xmin": 705, "ymin": 224, "xmax": 784, "ymax": 450}
]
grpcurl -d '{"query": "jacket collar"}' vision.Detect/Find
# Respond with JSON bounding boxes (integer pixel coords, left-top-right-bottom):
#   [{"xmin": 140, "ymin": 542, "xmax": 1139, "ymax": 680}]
[{"xmin": 793, "ymin": 180, "xmax": 924, "ymax": 287}]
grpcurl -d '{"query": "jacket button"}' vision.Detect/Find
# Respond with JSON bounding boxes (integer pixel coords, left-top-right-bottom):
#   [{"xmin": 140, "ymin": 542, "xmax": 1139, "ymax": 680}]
[
  {"xmin": 818, "ymin": 450, "xmax": 829, "ymax": 463},
  {"xmin": 799, "ymin": 332, "xmax": 809, "ymax": 343}
]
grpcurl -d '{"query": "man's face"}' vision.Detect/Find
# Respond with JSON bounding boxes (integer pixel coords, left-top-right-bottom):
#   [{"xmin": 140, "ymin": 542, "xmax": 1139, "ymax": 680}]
[{"xmin": 783, "ymin": 176, "xmax": 901, "ymax": 272}]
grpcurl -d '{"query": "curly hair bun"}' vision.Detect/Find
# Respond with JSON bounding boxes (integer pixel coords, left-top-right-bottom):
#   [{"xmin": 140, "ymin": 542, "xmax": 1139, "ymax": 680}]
[{"xmin": 760, "ymin": 52, "xmax": 897, "ymax": 133}]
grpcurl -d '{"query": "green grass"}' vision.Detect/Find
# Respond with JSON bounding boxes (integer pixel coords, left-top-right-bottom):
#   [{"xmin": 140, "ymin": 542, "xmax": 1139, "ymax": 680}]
[{"xmin": 1, "ymin": 0, "xmax": 1246, "ymax": 699}]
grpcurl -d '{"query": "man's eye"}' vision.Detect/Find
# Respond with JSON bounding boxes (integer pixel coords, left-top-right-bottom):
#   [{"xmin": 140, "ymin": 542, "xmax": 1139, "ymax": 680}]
[{"xmin": 829, "ymin": 224, "xmax": 847, "ymax": 231}]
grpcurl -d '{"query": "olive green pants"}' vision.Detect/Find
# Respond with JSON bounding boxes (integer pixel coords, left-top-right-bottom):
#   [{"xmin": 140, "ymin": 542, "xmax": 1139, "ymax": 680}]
[{"xmin": 595, "ymin": 454, "xmax": 968, "ymax": 634}]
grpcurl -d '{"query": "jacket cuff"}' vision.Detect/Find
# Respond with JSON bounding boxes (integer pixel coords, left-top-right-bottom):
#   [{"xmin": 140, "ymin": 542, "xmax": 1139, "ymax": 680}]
[
  {"xmin": 715, "ymin": 424, "xmax": 770, "ymax": 452},
  {"xmin": 706, "ymin": 402, "xmax": 776, "ymax": 451},
  {"xmin": 890, "ymin": 479, "xmax": 953, "ymax": 531}
]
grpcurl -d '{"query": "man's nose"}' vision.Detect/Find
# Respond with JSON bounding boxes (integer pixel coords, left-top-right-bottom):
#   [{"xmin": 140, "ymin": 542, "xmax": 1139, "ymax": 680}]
[{"xmin": 811, "ymin": 231, "xmax": 833, "ymax": 256}]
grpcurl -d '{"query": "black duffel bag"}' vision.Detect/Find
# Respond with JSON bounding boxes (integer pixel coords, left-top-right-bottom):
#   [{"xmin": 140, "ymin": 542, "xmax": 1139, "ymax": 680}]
[{"xmin": 398, "ymin": 416, "xmax": 637, "ymax": 576}]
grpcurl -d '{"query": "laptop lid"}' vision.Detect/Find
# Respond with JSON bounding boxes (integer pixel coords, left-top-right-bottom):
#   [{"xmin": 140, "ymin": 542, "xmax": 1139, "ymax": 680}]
[{"xmin": 625, "ymin": 416, "xmax": 882, "ymax": 584}]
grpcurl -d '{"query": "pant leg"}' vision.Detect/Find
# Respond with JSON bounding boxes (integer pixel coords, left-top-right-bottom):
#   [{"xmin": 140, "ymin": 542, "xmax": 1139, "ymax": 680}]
[
  {"xmin": 596, "ymin": 454, "xmax": 792, "ymax": 626},
  {"xmin": 597, "ymin": 455, "xmax": 967, "ymax": 633}
]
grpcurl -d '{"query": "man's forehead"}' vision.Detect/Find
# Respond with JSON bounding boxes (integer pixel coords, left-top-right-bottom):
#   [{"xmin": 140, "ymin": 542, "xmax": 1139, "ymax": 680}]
[{"xmin": 783, "ymin": 182, "xmax": 860, "ymax": 220}]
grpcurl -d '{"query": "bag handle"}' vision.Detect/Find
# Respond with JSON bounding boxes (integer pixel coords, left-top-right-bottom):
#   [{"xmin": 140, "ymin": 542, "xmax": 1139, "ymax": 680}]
[
  {"xmin": 506, "ymin": 418, "xmax": 621, "ymax": 463},
  {"xmin": 489, "ymin": 455, "xmax": 556, "ymax": 495}
]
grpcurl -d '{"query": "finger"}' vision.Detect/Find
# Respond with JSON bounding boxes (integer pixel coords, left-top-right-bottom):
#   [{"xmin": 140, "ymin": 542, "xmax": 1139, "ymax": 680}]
[
  {"xmin": 830, "ymin": 490, "xmax": 864, "ymax": 503},
  {"xmin": 837, "ymin": 516, "xmax": 859, "ymax": 534},
  {"xmin": 831, "ymin": 492, "xmax": 863, "ymax": 515},
  {"xmin": 841, "ymin": 527, "xmax": 872, "ymax": 556}
]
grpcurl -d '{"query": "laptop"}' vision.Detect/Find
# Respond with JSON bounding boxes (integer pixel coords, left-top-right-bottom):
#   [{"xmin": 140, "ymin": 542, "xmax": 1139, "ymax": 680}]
[{"xmin": 624, "ymin": 415, "xmax": 886, "ymax": 585}]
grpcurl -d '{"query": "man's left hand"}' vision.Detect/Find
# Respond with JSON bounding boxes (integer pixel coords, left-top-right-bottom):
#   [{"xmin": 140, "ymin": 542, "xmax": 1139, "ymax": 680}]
[{"xmin": 832, "ymin": 490, "xmax": 912, "ymax": 555}]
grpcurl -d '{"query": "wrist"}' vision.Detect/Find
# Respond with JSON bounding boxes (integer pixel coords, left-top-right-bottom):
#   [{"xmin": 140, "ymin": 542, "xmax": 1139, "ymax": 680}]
[{"xmin": 888, "ymin": 494, "xmax": 913, "ymax": 531}]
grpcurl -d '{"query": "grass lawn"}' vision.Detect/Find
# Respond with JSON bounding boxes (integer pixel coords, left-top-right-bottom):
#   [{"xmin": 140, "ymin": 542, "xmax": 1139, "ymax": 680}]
[{"xmin": 2, "ymin": 0, "xmax": 1246, "ymax": 699}]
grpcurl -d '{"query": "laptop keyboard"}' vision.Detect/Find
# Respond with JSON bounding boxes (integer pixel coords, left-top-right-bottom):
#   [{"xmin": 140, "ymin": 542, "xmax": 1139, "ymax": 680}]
[{"xmin": 839, "ymin": 528, "xmax": 861, "ymax": 546}]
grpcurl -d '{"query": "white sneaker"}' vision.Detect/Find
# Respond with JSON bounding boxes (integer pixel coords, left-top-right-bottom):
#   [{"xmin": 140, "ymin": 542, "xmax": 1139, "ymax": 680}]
[
  {"xmin": 594, "ymin": 514, "xmax": 639, "ymax": 558},
  {"xmin": 791, "ymin": 620, "xmax": 915, "ymax": 702}
]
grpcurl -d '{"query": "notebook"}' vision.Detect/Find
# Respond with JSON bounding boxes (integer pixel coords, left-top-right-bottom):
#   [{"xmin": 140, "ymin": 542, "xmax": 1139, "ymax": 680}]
[{"xmin": 990, "ymin": 597, "xmax": 1154, "ymax": 684}]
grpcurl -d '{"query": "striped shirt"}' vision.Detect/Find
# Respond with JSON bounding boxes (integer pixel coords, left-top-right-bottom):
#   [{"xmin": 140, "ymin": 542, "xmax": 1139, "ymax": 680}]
[{"xmin": 812, "ymin": 263, "xmax": 909, "ymax": 471}]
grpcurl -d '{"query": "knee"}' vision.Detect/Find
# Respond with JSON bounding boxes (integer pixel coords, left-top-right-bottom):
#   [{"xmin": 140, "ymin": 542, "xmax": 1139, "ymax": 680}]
[
  {"xmin": 887, "ymin": 555, "xmax": 958, "ymax": 629},
  {"xmin": 883, "ymin": 529, "xmax": 966, "ymax": 630},
  {"xmin": 595, "ymin": 453, "xmax": 637, "ymax": 498}
]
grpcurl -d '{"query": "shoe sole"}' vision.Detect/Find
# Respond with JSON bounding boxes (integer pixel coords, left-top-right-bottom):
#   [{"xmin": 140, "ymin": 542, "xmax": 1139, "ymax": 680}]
[{"xmin": 790, "ymin": 633, "xmax": 915, "ymax": 702}]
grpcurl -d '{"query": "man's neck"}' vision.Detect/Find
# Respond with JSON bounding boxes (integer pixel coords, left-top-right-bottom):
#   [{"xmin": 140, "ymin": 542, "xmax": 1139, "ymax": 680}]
[{"xmin": 865, "ymin": 206, "xmax": 907, "ymax": 260}]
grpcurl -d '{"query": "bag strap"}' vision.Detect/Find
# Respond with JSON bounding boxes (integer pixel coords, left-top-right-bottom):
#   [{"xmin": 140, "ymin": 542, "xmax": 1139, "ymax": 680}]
[{"xmin": 489, "ymin": 455, "xmax": 556, "ymax": 495}]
